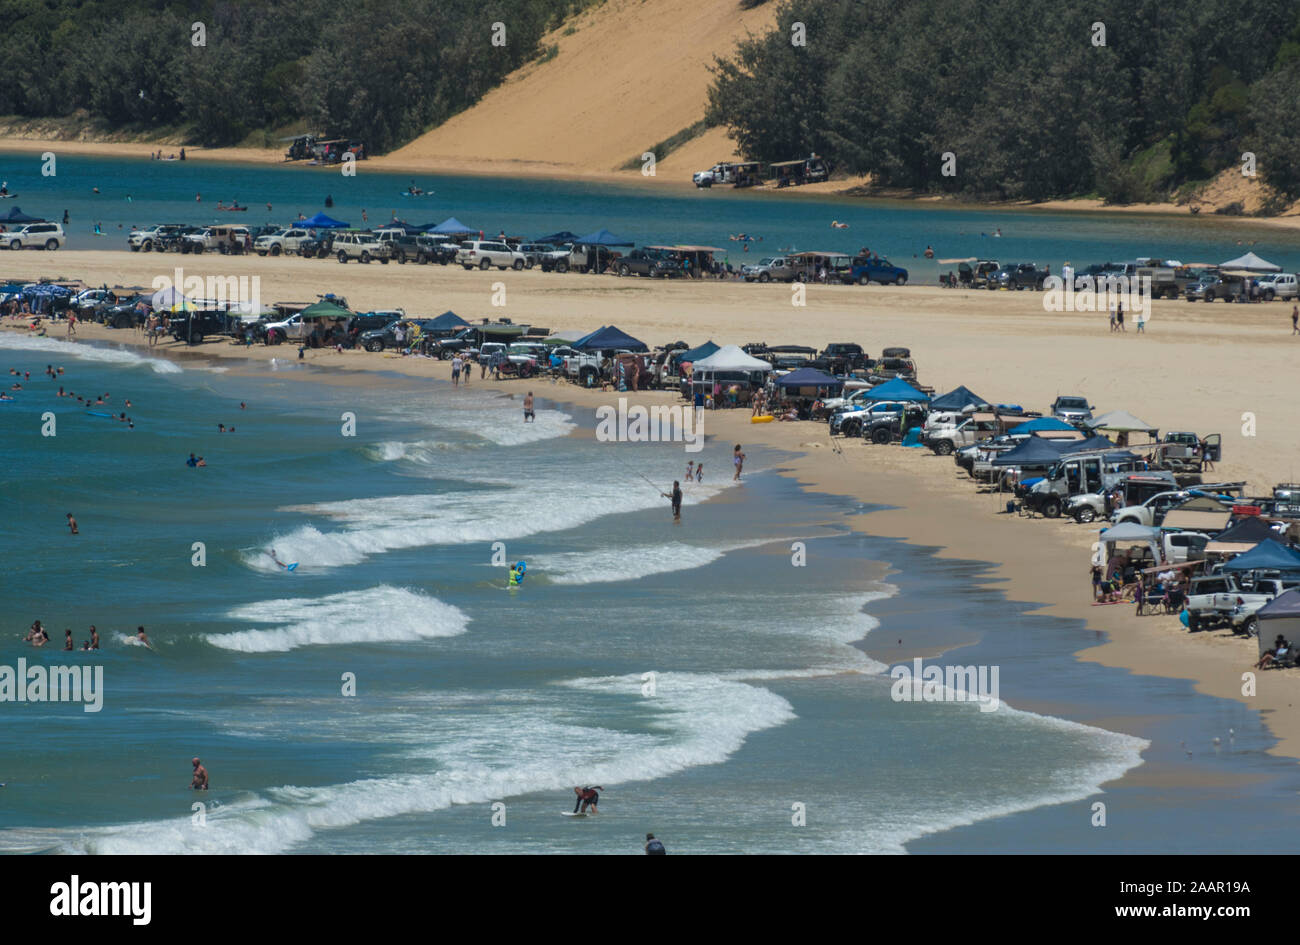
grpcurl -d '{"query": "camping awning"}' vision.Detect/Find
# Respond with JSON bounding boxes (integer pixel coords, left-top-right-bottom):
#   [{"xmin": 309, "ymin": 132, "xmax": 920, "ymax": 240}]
[
  {"xmin": 1016, "ymin": 416, "xmax": 1075, "ymax": 433},
  {"xmin": 1160, "ymin": 509, "xmax": 1230, "ymax": 532},
  {"xmin": 1086, "ymin": 410, "xmax": 1157, "ymax": 434},
  {"xmin": 150, "ymin": 286, "xmax": 195, "ymax": 310},
  {"xmin": 1220, "ymin": 538, "xmax": 1300, "ymax": 571},
  {"xmin": 1099, "ymin": 523, "xmax": 1162, "ymax": 543},
  {"xmin": 866, "ymin": 377, "xmax": 929, "ymax": 402},
  {"xmin": 535, "ymin": 230, "xmax": 580, "ymax": 244},
  {"xmin": 1259, "ymin": 588, "xmax": 1300, "ymax": 620},
  {"xmin": 692, "ymin": 344, "xmax": 773, "ymax": 372},
  {"xmin": 1, "ymin": 206, "xmax": 45, "ymax": 223},
  {"xmin": 1213, "ymin": 516, "xmax": 1283, "ymax": 545},
  {"xmin": 427, "ymin": 310, "xmax": 469, "ymax": 330},
  {"xmin": 302, "ymin": 212, "xmax": 349, "ymax": 228},
  {"xmin": 991, "ymin": 437, "xmax": 1070, "ymax": 466},
  {"xmin": 1058, "ymin": 434, "xmax": 1118, "ymax": 453},
  {"xmin": 1219, "ymin": 251, "xmax": 1281, "ymax": 272},
  {"xmin": 774, "ymin": 367, "xmax": 842, "ymax": 388},
  {"xmin": 930, "ymin": 385, "xmax": 986, "ymax": 411}
]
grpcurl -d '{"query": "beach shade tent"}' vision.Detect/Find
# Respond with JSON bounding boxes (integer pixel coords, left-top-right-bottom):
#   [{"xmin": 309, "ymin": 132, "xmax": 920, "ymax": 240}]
[
  {"xmin": 1219, "ymin": 251, "xmax": 1281, "ymax": 272},
  {"xmin": 300, "ymin": 299, "xmax": 354, "ymax": 320},
  {"xmin": 1205, "ymin": 516, "xmax": 1286, "ymax": 556},
  {"xmin": 1015, "ymin": 416, "xmax": 1076, "ymax": 433},
  {"xmin": 572, "ymin": 324, "xmax": 648, "ymax": 352},
  {"xmin": 301, "ymin": 212, "xmax": 349, "ymax": 229},
  {"xmin": 865, "ymin": 377, "xmax": 929, "ymax": 403},
  {"xmin": 692, "ymin": 345, "xmax": 773, "ymax": 372},
  {"xmin": 1098, "ymin": 522, "xmax": 1163, "ymax": 566},
  {"xmin": 426, "ymin": 310, "xmax": 469, "ymax": 332},
  {"xmin": 0, "ymin": 206, "xmax": 45, "ymax": 224},
  {"xmin": 929, "ymin": 385, "xmax": 986, "ymax": 411},
  {"xmin": 678, "ymin": 340, "xmax": 720, "ymax": 364},
  {"xmin": 1086, "ymin": 410, "xmax": 1158, "ymax": 435},
  {"xmin": 535, "ymin": 230, "xmax": 581, "ymax": 244},
  {"xmin": 573, "ymin": 228, "xmax": 634, "ymax": 246},
  {"xmin": 991, "ymin": 436, "xmax": 1072, "ymax": 467},
  {"xmin": 773, "ymin": 366, "xmax": 844, "ymax": 395},
  {"xmin": 690, "ymin": 344, "xmax": 773, "ymax": 405},
  {"xmin": 1220, "ymin": 538, "xmax": 1300, "ymax": 572},
  {"xmin": 1256, "ymin": 589, "xmax": 1300, "ymax": 658},
  {"xmin": 1058, "ymin": 434, "xmax": 1119, "ymax": 454},
  {"xmin": 427, "ymin": 217, "xmax": 476, "ymax": 236}
]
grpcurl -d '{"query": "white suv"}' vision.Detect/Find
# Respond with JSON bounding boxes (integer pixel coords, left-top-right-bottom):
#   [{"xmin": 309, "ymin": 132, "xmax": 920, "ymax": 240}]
[
  {"xmin": 254, "ymin": 228, "xmax": 311, "ymax": 257},
  {"xmin": 334, "ymin": 232, "xmax": 390, "ymax": 264},
  {"xmin": 456, "ymin": 240, "xmax": 525, "ymax": 271},
  {"xmin": 129, "ymin": 224, "xmax": 185, "ymax": 252},
  {"xmin": 4, "ymin": 222, "xmax": 65, "ymax": 251}
]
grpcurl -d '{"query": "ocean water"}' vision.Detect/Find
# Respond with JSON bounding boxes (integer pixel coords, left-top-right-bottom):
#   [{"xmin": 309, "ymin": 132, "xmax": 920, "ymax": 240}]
[
  {"xmin": 2, "ymin": 333, "xmax": 1298, "ymax": 854},
  {"xmin": 4, "ymin": 151, "xmax": 1300, "ymax": 272}
]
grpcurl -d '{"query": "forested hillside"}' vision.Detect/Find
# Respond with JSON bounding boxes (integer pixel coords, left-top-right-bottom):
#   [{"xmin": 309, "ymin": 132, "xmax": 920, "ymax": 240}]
[{"xmin": 707, "ymin": 0, "xmax": 1300, "ymax": 202}]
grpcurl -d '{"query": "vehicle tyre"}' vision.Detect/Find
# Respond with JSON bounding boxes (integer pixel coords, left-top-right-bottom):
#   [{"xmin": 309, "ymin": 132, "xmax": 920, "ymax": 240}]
[
  {"xmin": 556, "ymin": 262, "xmax": 569, "ymax": 273},
  {"xmin": 142, "ymin": 241, "xmax": 153, "ymax": 252},
  {"xmin": 857, "ymin": 275, "xmax": 869, "ymax": 286},
  {"xmin": 360, "ymin": 251, "xmax": 371, "ymax": 264},
  {"xmin": 618, "ymin": 264, "xmax": 630, "ymax": 277},
  {"xmin": 1204, "ymin": 291, "xmax": 1214, "ymax": 302},
  {"xmin": 194, "ymin": 244, "xmax": 204, "ymax": 254},
  {"xmin": 365, "ymin": 339, "xmax": 383, "ymax": 353},
  {"xmin": 338, "ymin": 251, "xmax": 348, "ymax": 263},
  {"xmin": 1041, "ymin": 497, "xmax": 1062, "ymax": 519},
  {"xmin": 895, "ymin": 274, "xmax": 907, "ymax": 286},
  {"xmin": 8, "ymin": 240, "xmax": 19, "ymax": 251},
  {"xmin": 933, "ymin": 440, "xmax": 954, "ymax": 456},
  {"xmin": 1073, "ymin": 506, "xmax": 1097, "ymax": 524},
  {"xmin": 871, "ymin": 427, "xmax": 891, "ymax": 444},
  {"xmin": 480, "ymin": 259, "xmax": 492, "ymax": 271},
  {"xmin": 525, "ymin": 259, "xmax": 534, "ymax": 269},
  {"xmin": 45, "ymin": 239, "xmax": 59, "ymax": 251},
  {"xmin": 396, "ymin": 251, "xmax": 407, "ymax": 264},
  {"xmin": 759, "ymin": 272, "xmax": 770, "ymax": 283},
  {"xmin": 842, "ymin": 419, "xmax": 861, "ymax": 437},
  {"xmin": 191, "ymin": 333, "xmax": 204, "ymax": 345},
  {"xmin": 1244, "ymin": 616, "xmax": 1260, "ymax": 637},
  {"xmin": 379, "ymin": 257, "xmax": 388, "ymax": 264},
  {"xmin": 1187, "ymin": 613, "xmax": 1200, "ymax": 632},
  {"xmin": 513, "ymin": 259, "xmax": 524, "ymax": 270},
  {"xmin": 270, "ymin": 245, "xmax": 282, "ymax": 256},
  {"xmin": 418, "ymin": 254, "xmax": 429, "ymax": 265},
  {"xmin": 1118, "ymin": 516, "xmax": 1140, "ymax": 526}
]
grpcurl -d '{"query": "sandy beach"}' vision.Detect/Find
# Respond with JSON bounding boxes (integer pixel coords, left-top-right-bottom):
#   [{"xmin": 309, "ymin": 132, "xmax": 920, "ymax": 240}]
[{"xmin": 5, "ymin": 248, "xmax": 1300, "ymax": 764}]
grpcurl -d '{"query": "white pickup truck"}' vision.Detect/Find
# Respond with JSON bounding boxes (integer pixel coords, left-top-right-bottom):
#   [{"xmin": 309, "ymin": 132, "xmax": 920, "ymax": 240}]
[
  {"xmin": 1257, "ymin": 272, "xmax": 1299, "ymax": 301},
  {"xmin": 1187, "ymin": 575, "xmax": 1300, "ymax": 634}
]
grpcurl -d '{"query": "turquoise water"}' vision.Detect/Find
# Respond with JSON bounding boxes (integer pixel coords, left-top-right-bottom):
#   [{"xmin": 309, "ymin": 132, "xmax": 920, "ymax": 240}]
[
  {"xmin": 4, "ymin": 151, "xmax": 1300, "ymax": 272},
  {"xmin": 1, "ymin": 334, "xmax": 1297, "ymax": 854}
]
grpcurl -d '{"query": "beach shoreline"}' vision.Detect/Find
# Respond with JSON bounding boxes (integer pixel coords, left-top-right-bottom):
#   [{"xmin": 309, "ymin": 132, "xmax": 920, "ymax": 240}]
[
  {"xmin": 8, "ymin": 135, "xmax": 1300, "ymax": 229},
  {"xmin": 5, "ymin": 302, "xmax": 1298, "ymax": 769}
]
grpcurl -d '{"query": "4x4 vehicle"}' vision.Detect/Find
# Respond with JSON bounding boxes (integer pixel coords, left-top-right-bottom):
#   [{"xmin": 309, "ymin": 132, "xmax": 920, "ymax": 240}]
[
  {"xmin": 254, "ymin": 228, "xmax": 312, "ymax": 257},
  {"xmin": 741, "ymin": 257, "xmax": 798, "ymax": 283},
  {"xmin": 991, "ymin": 263, "xmax": 1048, "ymax": 290},
  {"xmin": 297, "ymin": 232, "xmax": 336, "ymax": 259},
  {"xmin": 360, "ymin": 318, "xmax": 435, "ymax": 352},
  {"xmin": 4, "ymin": 222, "xmax": 65, "ymax": 251},
  {"xmin": 456, "ymin": 240, "xmax": 525, "ymax": 271},
  {"xmin": 183, "ymin": 225, "xmax": 250, "ymax": 254},
  {"xmin": 1050, "ymin": 395, "xmax": 1093, "ymax": 424},
  {"xmin": 862, "ymin": 403, "xmax": 929, "ymax": 444},
  {"xmin": 923, "ymin": 414, "xmax": 1003, "ymax": 456},
  {"xmin": 616, "ymin": 248, "xmax": 678, "ymax": 278},
  {"xmin": 169, "ymin": 310, "xmax": 231, "ymax": 345},
  {"xmin": 518, "ymin": 242, "xmax": 569, "ymax": 270},
  {"xmin": 1066, "ymin": 473, "xmax": 1179, "ymax": 524},
  {"xmin": 1187, "ymin": 575, "xmax": 1300, "ymax": 634},
  {"xmin": 334, "ymin": 232, "xmax": 390, "ymax": 264},
  {"xmin": 813, "ymin": 343, "xmax": 869, "ymax": 374},
  {"xmin": 129, "ymin": 224, "xmax": 186, "ymax": 252},
  {"xmin": 845, "ymin": 255, "xmax": 908, "ymax": 286},
  {"xmin": 1255, "ymin": 272, "xmax": 1299, "ymax": 301},
  {"xmin": 830, "ymin": 400, "xmax": 909, "ymax": 437}
]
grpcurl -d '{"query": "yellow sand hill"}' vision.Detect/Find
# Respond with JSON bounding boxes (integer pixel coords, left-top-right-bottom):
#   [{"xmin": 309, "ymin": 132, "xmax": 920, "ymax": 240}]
[{"xmin": 378, "ymin": 0, "xmax": 778, "ymax": 180}]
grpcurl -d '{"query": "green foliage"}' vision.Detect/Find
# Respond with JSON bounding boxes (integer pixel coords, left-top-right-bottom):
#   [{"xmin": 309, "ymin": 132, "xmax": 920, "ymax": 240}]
[{"xmin": 708, "ymin": 0, "xmax": 1300, "ymax": 202}]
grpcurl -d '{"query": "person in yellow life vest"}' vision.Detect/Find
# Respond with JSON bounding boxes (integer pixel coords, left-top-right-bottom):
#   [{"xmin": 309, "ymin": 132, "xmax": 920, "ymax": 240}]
[{"xmin": 508, "ymin": 561, "xmax": 526, "ymax": 586}]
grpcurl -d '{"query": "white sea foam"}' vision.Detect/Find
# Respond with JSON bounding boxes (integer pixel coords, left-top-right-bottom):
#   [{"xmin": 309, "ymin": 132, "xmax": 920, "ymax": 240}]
[
  {"xmin": 531, "ymin": 537, "xmax": 788, "ymax": 585},
  {"xmin": 18, "ymin": 672, "xmax": 791, "ymax": 854},
  {"xmin": 0, "ymin": 333, "xmax": 182, "ymax": 373},
  {"xmin": 242, "ymin": 477, "xmax": 734, "ymax": 571},
  {"xmin": 207, "ymin": 586, "xmax": 468, "ymax": 652}
]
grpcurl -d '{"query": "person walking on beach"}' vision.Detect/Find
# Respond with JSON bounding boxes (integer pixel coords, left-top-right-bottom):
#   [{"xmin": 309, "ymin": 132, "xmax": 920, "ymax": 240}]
[
  {"xmin": 523, "ymin": 391, "xmax": 535, "ymax": 422},
  {"xmin": 695, "ymin": 462, "xmax": 703, "ymax": 483},
  {"xmin": 1292, "ymin": 304, "xmax": 1298, "ymax": 335},
  {"xmin": 733, "ymin": 444, "xmax": 746, "ymax": 481},
  {"xmin": 1116, "ymin": 301, "xmax": 1125, "ymax": 332},
  {"xmin": 686, "ymin": 460, "xmax": 695, "ymax": 482},
  {"xmin": 1136, "ymin": 311, "xmax": 1146, "ymax": 333},
  {"xmin": 451, "ymin": 355, "xmax": 462, "ymax": 387},
  {"xmin": 662, "ymin": 480, "xmax": 682, "ymax": 521},
  {"xmin": 191, "ymin": 757, "xmax": 209, "ymax": 791}
]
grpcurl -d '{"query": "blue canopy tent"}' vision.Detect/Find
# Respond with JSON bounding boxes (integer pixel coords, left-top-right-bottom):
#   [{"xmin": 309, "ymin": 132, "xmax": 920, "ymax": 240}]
[
  {"xmin": 678, "ymin": 340, "xmax": 720, "ymax": 363},
  {"xmin": 1058, "ymin": 434, "xmax": 1118, "ymax": 453},
  {"xmin": 1221, "ymin": 539, "xmax": 1300, "ymax": 572},
  {"xmin": 20, "ymin": 282, "xmax": 73, "ymax": 313},
  {"xmin": 573, "ymin": 228, "xmax": 633, "ymax": 246},
  {"xmin": 535, "ymin": 230, "xmax": 580, "ymax": 244},
  {"xmin": 426, "ymin": 310, "xmax": 469, "ymax": 331},
  {"xmin": 571, "ymin": 229, "xmax": 634, "ymax": 273},
  {"xmin": 866, "ymin": 377, "xmax": 929, "ymax": 402},
  {"xmin": 1015, "ymin": 416, "xmax": 1075, "ymax": 433},
  {"xmin": 572, "ymin": 324, "xmax": 648, "ymax": 352},
  {"xmin": 302, "ymin": 212, "xmax": 349, "ymax": 228},
  {"xmin": 991, "ymin": 436, "xmax": 1072, "ymax": 467},
  {"xmin": 1, "ymin": 206, "xmax": 45, "ymax": 224},
  {"xmin": 774, "ymin": 367, "xmax": 843, "ymax": 392},
  {"xmin": 427, "ymin": 217, "xmax": 475, "ymax": 236},
  {"xmin": 929, "ymin": 385, "xmax": 986, "ymax": 411}
]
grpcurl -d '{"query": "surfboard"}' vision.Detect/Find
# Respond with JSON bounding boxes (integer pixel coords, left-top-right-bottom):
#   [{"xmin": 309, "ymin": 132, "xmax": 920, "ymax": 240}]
[
  {"xmin": 561, "ymin": 811, "xmax": 587, "ymax": 818},
  {"xmin": 286, "ymin": 562, "xmax": 298, "ymax": 572},
  {"xmin": 86, "ymin": 411, "xmax": 114, "ymax": 417}
]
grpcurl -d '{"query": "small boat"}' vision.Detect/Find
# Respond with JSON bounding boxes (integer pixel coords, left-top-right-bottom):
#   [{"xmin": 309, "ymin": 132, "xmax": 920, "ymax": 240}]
[{"xmin": 217, "ymin": 205, "xmax": 248, "ymax": 212}]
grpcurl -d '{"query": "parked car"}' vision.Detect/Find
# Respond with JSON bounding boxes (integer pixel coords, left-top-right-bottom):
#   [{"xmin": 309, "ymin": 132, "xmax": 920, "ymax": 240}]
[
  {"xmin": 1187, "ymin": 575, "xmax": 1300, "ymax": 634},
  {"xmin": 1066, "ymin": 473, "xmax": 1179, "ymax": 524},
  {"xmin": 813, "ymin": 342, "xmax": 869, "ymax": 374},
  {"xmin": 1049, "ymin": 395, "xmax": 1094, "ymax": 424},
  {"xmin": 456, "ymin": 240, "xmax": 526, "ymax": 270},
  {"xmin": 990, "ymin": 263, "xmax": 1048, "ymax": 290},
  {"xmin": 169, "ymin": 310, "xmax": 231, "ymax": 345},
  {"xmin": 517, "ymin": 242, "xmax": 569, "ymax": 270},
  {"xmin": 741, "ymin": 257, "xmax": 798, "ymax": 283},
  {"xmin": 616, "ymin": 248, "xmax": 678, "ymax": 278},
  {"xmin": 3, "ymin": 222, "xmax": 65, "ymax": 251},
  {"xmin": 830, "ymin": 400, "xmax": 909, "ymax": 437},
  {"xmin": 1255, "ymin": 272, "xmax": 1299, "ymax": 301},
  {"xmin": 183, "ymin": 225, "xmax": 250, "ymax": 254},
  {"xmin": 129, "ymin": 224, "xmax": 186, "ymax": 252},
  {"xmin": 254, "ymin": 228, "xmax": 312, "ymax": 257},
  {"xmin": 845, "ymin": 255, "xmax": 908, "ymax": 286},
  {"xmin": 333, "ymin": 232, "xmax": 390, "ymax": 264}
]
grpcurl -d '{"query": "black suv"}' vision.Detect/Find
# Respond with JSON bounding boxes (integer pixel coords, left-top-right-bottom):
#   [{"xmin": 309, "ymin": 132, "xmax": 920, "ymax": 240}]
[
  {"xmin": 170, "ymin": 311, "xmax": 231, "ymax": 345},
  {"xmin": 359, "ymin": 318, "xmax": 442, "ymax": 353},
  {"xmin": 813, "ymin": 343, "xmax": 868, "ymax": 374},
  {"xmin": 299, "ymin": 232, "xmax": 337, "ymax": 259},
  {"xmin": 392, "ymin": 234, "xmax": 457, "ymax": 265},
  {"xmin": 616, "ymin": 248, "xmax": 677, "ymax": 278},
  {"xmin": 862, "ymin": 403, "xmax": 929, "ymax": 444},
  {"xmin": 990, "ymin": 263, "xmax": 1048, "ymax": 290}
]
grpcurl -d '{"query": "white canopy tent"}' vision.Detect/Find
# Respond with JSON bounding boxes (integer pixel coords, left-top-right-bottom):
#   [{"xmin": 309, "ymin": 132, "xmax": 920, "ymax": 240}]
[
  {"xmin": 692, "ymin": 345, "xmax": 773, "ymax": 372},
  {"xmin": 689, "ymin": 344, "xmax": 772, "ymax": 406},
  {"xmin": 1219, "ymin": 251, "xmax": 1281, "ymax": 272}
]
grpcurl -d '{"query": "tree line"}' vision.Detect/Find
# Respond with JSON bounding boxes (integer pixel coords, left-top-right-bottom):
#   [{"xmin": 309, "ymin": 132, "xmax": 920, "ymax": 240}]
[
  {"xmin": 0, "ymin": 0, "xmax": 596, "ymax": 152},
  {"xmin": 706, "ymin": 0, "xmax": 1300, "ymax": 203}
]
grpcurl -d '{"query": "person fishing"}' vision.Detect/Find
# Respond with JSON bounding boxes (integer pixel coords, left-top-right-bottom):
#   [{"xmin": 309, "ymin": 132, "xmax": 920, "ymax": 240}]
[
  {"xmin": 573, "ymin": 785, "xmax": 603, "ymax": 814},
  {"xmin": 662, "ymin": 480, "xmax": 682, "ymax": 521}
]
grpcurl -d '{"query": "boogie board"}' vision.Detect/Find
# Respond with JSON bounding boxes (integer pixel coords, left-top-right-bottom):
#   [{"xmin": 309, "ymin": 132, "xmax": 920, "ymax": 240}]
[{"xmin": 286, "ymin": 562, "xmax": 298, "ymax": 572}]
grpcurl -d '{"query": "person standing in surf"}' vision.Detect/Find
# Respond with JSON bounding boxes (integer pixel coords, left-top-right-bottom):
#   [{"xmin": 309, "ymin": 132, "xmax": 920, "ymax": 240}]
[
  {"xmin": 523, "ymin": 391, "xmax": 535, "ymax": 422},
  {"xmin": 191, "ymin": 757, "xmax": 209, "ymax": 791},
  {"xmin": 662, "ymin": 480, "xmax": 682, "ymax": 521},
  {"xmin": 733, "ymin": 444, "xmax": 746, "ymax": 481},
  {"xmin": 573, "ymin": 786, "xmax": 603, "ymax": 814}
]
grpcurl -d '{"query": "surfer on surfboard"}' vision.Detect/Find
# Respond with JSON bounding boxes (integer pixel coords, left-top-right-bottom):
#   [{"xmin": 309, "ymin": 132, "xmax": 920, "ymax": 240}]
[
  {"xmin": 268, "ymin": 548, "xmax": 298, "ymax": 571},
  {"xmin": 572, "ymin": 785, "xmax": 603, "ymax": 815}
]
